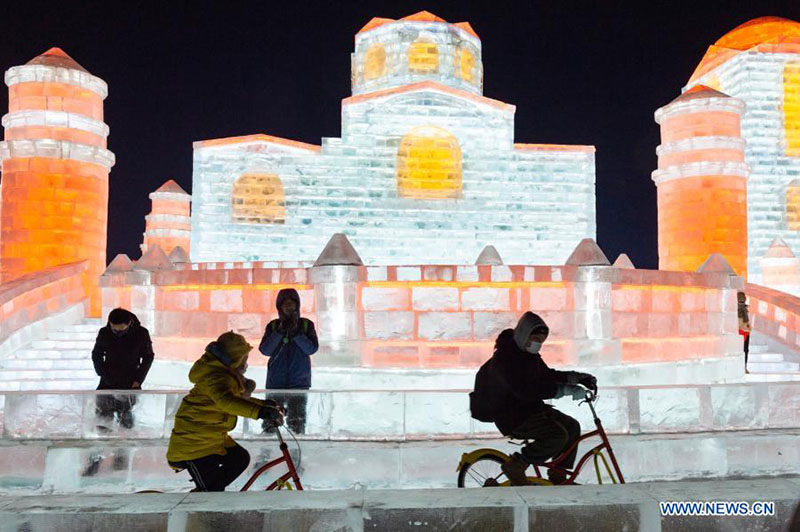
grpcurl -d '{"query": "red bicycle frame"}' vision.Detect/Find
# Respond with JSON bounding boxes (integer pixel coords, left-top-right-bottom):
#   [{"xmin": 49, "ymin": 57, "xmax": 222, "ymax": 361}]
[
  {"xmin": 240, "ymin": 427, "xmax": 303, "ymax": 491},
  {"xmin": 530, "ymin": 392, "xmax": 625, "ymax": 485}
]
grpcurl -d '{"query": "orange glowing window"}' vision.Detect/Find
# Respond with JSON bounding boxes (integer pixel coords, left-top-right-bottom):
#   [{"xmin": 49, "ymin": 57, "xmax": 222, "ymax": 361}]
[
  {"xmin": 364, "ymin": 43, "xmax": 387, "ymax": 80},
  {"xmin": 787, "ymin": 180, "xmax": 800, "ymax": 230},
  {"xmin": 408, "ymin": 38, "xmax": 439, "ymax": 73},
  {"xmin": 396, "ymin": 126, "xmax": 462, "ymax": 199},
  {"xmin": 456, "ymin": 46, "xmax": 476, "ymax": 83},
  {"xmin": 231, "ymin": 174, "xmax": 285, "ymax": 224},
  {"xmin": 784, "ymin": 63, "xmax": 800, "ymax": 157}
]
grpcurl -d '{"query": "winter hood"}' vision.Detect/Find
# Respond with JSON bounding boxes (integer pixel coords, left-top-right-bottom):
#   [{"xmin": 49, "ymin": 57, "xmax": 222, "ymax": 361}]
[
  {"xmin": 512, "ymin": 312, "xmax": 549, "ymax": 351},
  {"xmin": 276, "ymin": 288, "xmax": 301, "ymax": 317}
]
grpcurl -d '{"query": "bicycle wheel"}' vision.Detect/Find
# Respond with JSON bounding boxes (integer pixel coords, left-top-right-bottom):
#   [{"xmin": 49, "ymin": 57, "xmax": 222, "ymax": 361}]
[{"xmin": 457, "ymin": 453, "xmax": 508, "ymax": 488}]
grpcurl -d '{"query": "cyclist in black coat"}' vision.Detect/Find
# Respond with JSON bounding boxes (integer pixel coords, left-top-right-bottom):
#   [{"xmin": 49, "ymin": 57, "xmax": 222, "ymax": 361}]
[
  {"xmin": 494, "ymin": 311, "xmax": 597, "ymax": 485},
  {"xmin": 91, "ymin": 308, "xmax": 154, "ymax": 429}
]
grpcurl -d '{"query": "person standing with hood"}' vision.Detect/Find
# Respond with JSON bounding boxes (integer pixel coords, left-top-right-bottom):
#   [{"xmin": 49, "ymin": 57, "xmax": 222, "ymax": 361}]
[
  {"xmin": 493, "ymin": 311, "xmax": 597, "ymax": 485},
  {"xmin": 259, "ymin": 288, "xmax": 319, "ymax": 433},
  {"xmin": 738, "ymin": 292, "xmax": 751, "ymax": 373},
  {"xmin": 91, "ymin": 308, "xmax": 154, "ymax": 429},
  {"xmin": 167, "ymin": 331, "xmax": 284, "ymax": 491}
]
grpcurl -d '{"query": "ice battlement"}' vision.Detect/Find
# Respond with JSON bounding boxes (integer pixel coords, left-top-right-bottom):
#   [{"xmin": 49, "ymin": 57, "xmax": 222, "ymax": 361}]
[{"xmin": 99, "ymin": 238, "xmax": 748, "ymax": 383}]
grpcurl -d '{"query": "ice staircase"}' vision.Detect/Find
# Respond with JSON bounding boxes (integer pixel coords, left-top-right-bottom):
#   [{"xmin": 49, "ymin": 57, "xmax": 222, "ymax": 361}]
[
  {"xmin": 0, "ymin": 319, "xmax": 103, "ymax": 391},
  {"xmin": 744, "ymin": 341, "xmax": 800, "ymax": 382}
]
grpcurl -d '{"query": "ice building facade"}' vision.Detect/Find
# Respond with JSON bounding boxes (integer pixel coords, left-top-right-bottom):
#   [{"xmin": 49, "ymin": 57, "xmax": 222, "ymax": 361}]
[
  {"xmin": 655, "ymin": 17, "xmax": 800, "ymax": 284},
  {"xmin": 191, "ymin": 11, "xmax": 596, "ymax": 265}
]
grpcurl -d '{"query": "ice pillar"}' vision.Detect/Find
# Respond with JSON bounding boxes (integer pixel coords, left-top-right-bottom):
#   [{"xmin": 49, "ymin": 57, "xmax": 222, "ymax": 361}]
[{"xmin": 309, "ymin": 234, "xmax": 365, "ymax": 365}]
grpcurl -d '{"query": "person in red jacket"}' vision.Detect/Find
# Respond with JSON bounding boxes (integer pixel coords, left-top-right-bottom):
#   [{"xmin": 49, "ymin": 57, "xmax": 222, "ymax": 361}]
[
  {"xmin": 493, "ymin": 312, "xmax": 597, "ymax": 485},
  {"xmin": 91, "ymin": 308, "xmax": 154, "ymax": 430}
]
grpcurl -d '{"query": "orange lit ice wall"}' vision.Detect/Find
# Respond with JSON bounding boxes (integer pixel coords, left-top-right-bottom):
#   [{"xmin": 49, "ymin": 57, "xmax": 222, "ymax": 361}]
[
  {"xmin": 653, "ymin": 86, "xmax": 747, "ymax": 276},
  {"xmin": 657, "ymin": 17, "xmax": 800, "ymax": 284},
  {"xmin": 100, "ymin": 238, "xmax": 744, "ymax": 385},
  {"xmin": 0, "ymin": 48, "xmax": 114, "ymax": 317}
]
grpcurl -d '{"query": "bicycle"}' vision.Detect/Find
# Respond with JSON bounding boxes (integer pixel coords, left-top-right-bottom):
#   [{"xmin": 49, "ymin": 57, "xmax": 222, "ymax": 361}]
[
  {"xmin": 456, "ymin": 389, "xmax": 625, "ymax": 487},
  {"xmin": 138, "ymin": 422, "xmax": 303, "ymax": 493},
  {"xmin": 240, "ymin": 423, "xmax": 303, "ymax": 491}
]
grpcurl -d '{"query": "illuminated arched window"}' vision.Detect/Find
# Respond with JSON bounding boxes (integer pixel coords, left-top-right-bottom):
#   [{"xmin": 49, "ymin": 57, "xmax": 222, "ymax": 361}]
[
  {"xmin": 784, "ymin": 63, "xmax": 800, "ymax": 157},
  {"xmin": 231, "ymin": 174, "xmax": 285, "ymax": 224},
  {"xmin": 364, "ymin": 43, "xmax": 387, "ymax": 80},
  {"xmin": 396, "ymin": 126, "xmax": 462, "ymax": 199},
  {"xmin": 408, "ymin": 38, "xmax": 439, "ymax": 73},
  {"xmin": 455, "ymin": 46, "xmax": 476, "ymax": 83},
  {"xmin": 787, "ymin": 179, "xmax": 800, "ymax": 230}
]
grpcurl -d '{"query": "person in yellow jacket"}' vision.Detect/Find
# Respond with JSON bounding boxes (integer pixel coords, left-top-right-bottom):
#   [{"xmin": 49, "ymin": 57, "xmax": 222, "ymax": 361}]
[{"xmin": 167, "ymin": 331, "xmax": 284, "ymax": 491}]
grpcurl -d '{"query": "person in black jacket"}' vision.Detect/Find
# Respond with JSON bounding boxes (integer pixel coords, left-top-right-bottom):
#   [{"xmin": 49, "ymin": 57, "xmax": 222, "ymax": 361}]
[
  {"xmin": 91, "ymin": 308, "xmax": 154, "ymax": 429},
  {"xmin": 259, "ymin": 288, "xmax": 319, "ymax": 433},
  {"xmin": 494, "ymin": 311, "xmax": 597, "ymax": 486}
]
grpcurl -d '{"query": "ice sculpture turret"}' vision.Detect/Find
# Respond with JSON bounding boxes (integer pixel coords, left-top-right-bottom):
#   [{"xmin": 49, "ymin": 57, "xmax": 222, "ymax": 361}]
[
  {"xmin": 351, "ymin": 11, "xmax": 483, "ymax": 96},
  {"xmin": 653, "ymin": 85, "xmax": 747, "ymax": 277},
  {"xmin": 141, "ymin": 180, "xmax": 191, "ymax": 256},
  {"xmin": 0, "ymin": 48, "xmax": 115, "ymax": 316}
]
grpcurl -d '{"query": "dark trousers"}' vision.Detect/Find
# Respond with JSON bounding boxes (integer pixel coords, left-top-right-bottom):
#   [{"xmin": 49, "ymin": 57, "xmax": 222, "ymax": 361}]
[
  {"xmin": 743, "ymin": 334, "xmax": 750, "ymax": 368},
  {"xmin": 265, "ymin": 391, "xmax": 308, "ymax": 434},
  {"xmin": 169, "ymin": 444, "xmax": 250, "ymax": 492},
  {"xmin": 511, "ymin": 407, "xmax": 581, "ymax": 470},
  {"xmin": 95, "ymin": 393, "xmax": 136, "ymax": 429}
]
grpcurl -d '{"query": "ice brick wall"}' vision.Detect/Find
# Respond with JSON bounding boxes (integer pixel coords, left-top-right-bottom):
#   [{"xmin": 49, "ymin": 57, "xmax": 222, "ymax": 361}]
[
  {"xmin": 191, "ymin": 133, "xmax": 595, "ymax": 265},
  {"xmin": 687, "ymin": 51, "xmax": 800, "ymax": 281},
  {"xmin": 190, "ymin": 15, "xmax": 596, "ymax": 266},
  {"xmin": 101, "ymin": 262, "xmax": 742, "ymax": 376}
]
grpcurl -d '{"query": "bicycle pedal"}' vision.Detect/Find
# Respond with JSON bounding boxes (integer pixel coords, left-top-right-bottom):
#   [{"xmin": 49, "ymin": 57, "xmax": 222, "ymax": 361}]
[{"xmin": 483, "ymin": 478, "xmax": 500, "ymax": 487}]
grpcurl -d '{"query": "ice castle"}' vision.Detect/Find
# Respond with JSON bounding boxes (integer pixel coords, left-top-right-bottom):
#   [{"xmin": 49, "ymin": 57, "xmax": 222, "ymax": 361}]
[
  {"xmin": 0, "ymin": 14, "xmax": 800, "ymax": 526},
  {"xmin": 191, "ymin": 11, "xmax": 596, "ymax": 265}
]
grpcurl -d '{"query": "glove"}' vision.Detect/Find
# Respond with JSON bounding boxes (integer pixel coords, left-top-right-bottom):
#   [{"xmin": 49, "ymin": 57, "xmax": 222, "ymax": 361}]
[
  {"xmin": 258, "ymin": 405, "xmax": 284, "ymax": 427},
  {"xmin": 263, "ymin": 399, "xmax": 284, "ymax": 413},
  {"xmin": 578, "ymin": 373, "xmax": 597, "ymax": 392},
  {"xmin": 555, "ymin": 384, "xmax": 586, "ymax": 401}
]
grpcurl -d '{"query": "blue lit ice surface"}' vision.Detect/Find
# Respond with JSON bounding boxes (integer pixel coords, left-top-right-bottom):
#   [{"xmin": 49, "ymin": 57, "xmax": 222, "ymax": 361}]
[{"xmin": 190, "ymin": 18, "xmax": 596, "ymax": 265}]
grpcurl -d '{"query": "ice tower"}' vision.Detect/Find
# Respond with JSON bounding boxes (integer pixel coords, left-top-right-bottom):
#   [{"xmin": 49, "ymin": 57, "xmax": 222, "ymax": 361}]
[
  {"xmin": 653, "ymin": 86, "xmax": 747, "ymax": 275},
  {"xmin": 681, "ymin": 16, "xmax": 800, "ymax": 282},
  {"xmin": 191, "ymin": 11, "xmax": 596, "ymax": 265},
  {"xmin": 0, "ymin": 48, "xmax": 114, "ymax": 316},
  {"xmin": 141, "ymin": 180, "xmax": 191, "ymax": 256}
]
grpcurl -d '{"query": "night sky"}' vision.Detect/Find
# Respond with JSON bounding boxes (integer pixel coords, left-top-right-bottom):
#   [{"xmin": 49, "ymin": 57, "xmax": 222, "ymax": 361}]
[{"xmin": 2, "ymin": 1, "xmax": 800, "ymax": 269}]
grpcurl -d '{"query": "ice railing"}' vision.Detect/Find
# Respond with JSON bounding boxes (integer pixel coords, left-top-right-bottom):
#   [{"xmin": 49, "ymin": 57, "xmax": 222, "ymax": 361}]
[
  {"xmin": 0, "ymin": 261, "xmax": 88, "ymax": 358},
  {"xmin": 1, "ymin": 382, "xmax": 798, "ymax": 441},
  {"xmin": 747, "ymin": 282, "xmax": 800, "ymax": 356}
]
